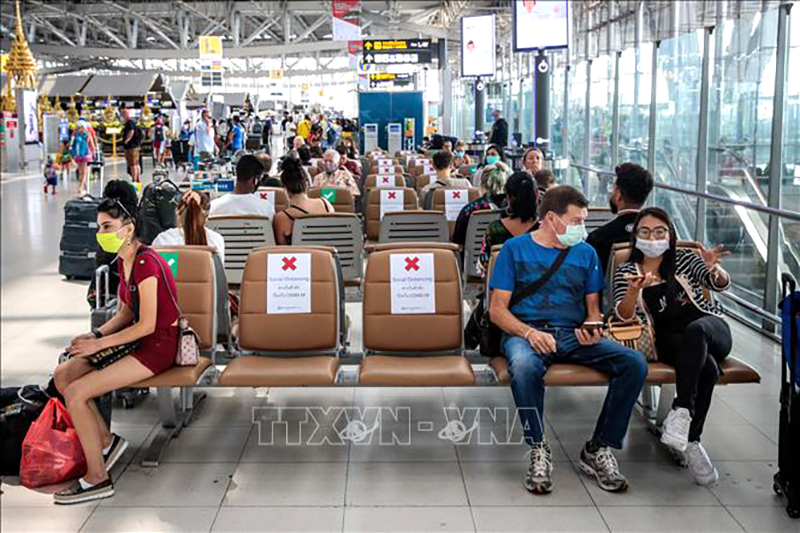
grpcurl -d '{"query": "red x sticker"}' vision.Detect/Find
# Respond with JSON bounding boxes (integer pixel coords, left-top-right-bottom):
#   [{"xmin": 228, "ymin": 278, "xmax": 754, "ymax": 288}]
[
  {"xmin": 405, "ymin": 257, "xmax": 420, "ymax": 271},
  {"xmin": 382, "ymin": 177, "xmax": 390, "ymax": 183},
  {"xmin": 452, "ymin": 191, "xmax": 461, "ymax": 199},
  {"xmin": 388, "ymin": 191, "xmax": 397, "ymax": 199},
  {"xmin": 259, "ymin": 192, "xmax": 269, "ymax": 200},
  {"xmin": 282, "ymin": 257, "xmax": 297, "ymax": 271}
]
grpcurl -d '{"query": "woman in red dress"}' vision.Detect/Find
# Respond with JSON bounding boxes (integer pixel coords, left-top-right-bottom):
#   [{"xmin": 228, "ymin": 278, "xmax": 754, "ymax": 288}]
[{"xmin": 52, "ymin": 181, "xmax": 181, "ymax": 504}]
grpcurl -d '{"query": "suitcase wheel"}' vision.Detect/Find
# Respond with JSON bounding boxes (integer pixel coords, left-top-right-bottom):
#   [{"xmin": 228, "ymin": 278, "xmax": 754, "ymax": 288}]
[
  {"xmin": 774, "ymin": 481, "xmax": 783, "ymax": 496},
  {"xmin": 122, "ymin": 397, "xmax": 135, "ymax": 409},
  {"xmin": 787, "ymin": 505, "xmax": 800, "ymax": 519}
]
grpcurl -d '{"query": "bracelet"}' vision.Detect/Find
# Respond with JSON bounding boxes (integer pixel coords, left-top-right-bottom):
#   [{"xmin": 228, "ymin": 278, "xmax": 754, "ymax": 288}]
[
  {"xmin": 92, "ymin": 328, "xmax": 104, "ymax": 339},
  {"xmin": 523, "ymin": 328, "xmax": 535, "ymax": 342}
]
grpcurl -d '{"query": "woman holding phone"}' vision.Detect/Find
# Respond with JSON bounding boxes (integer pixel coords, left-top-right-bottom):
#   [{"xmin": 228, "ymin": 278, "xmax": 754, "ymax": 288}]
[{"xmin": 612, "ymin": 207, "xmax": 732, "ymax": 486}]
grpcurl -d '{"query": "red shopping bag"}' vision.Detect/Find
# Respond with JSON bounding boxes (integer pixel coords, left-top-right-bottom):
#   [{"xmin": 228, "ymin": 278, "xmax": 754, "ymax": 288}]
[{"xmin": 19, "ymin": 398, "xmax": 87, "ymax": 488}]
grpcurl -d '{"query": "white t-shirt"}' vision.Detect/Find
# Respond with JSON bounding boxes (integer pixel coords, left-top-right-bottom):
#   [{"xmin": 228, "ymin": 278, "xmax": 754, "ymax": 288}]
[
  {"xmin": 152, "ymin": 227, "xmax": 226, "ymax": 263},
  {"xmin": 209, "ymin": 192, "xmax": 275, "ymax": 220}
]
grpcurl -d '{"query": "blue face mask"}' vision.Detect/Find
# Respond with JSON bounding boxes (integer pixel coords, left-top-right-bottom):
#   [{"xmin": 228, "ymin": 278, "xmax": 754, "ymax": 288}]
[
  {"xmin": 486, "ymin": 155, "xmax": 500, "ymax": 165},
  {"xmin": 455, "ymin": 151, "xmax": 465, "ymax": 158},
  {"xmin": 555, "ymin": 216, "xmax": 588, "ymax": 247}
]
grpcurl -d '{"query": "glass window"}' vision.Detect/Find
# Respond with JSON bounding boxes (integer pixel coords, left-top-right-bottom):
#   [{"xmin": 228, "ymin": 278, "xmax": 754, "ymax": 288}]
[
  {"xmin": 654, "ymin": 30, "xmax": 704, "ymax": 193},
  {"xmin": 707, "ymin": 9, "xmax": 778, "ymax": 206},
  {"xmin": 566, "ymin": 62, "xmax": 587, "ymax": 188},
  {"xmin": 550, "ymin": 65, "xmax": 566, "ymax": 159},
  {"xmin": 782, "ymin": 8, "xmax": 800, "ymax": 289},
  {"xmin": 618, "ymin": 43, "xmax": 653, "ymax": 167},
  {"xmin": 589, "ymin": 55, "xmax": 615, "ymax": 168}
]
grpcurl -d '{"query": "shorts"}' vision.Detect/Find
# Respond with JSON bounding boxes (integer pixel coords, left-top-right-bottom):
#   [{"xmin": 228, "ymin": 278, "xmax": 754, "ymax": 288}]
[
  {"xmin": 125, "ymin": 148, "xmax": 140, "ymax": 168},
  {"xmin": 73, "ymin": 154, "xmax": 93, "ymax": 164},
  {"xmin": 131, "ymin": 326, "xmax": 178, "ymax": 375}
]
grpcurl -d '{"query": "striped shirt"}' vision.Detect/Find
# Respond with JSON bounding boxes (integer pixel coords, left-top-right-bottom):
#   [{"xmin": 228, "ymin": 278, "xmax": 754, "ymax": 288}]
[{"xmin": 612, "ymin": 248, "xmax": 730, "ymax": 323}]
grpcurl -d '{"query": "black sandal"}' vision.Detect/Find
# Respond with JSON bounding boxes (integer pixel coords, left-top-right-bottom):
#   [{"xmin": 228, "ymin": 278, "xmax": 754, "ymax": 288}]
[{"xmin": 53, "ymin": 478, "xmax": 114, "ymax": 505}]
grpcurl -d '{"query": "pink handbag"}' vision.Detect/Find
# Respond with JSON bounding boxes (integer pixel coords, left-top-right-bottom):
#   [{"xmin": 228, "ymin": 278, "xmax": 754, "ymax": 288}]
[{"xmin": 149, "ymin": 252, "xmax": 201, "ymax": 366}]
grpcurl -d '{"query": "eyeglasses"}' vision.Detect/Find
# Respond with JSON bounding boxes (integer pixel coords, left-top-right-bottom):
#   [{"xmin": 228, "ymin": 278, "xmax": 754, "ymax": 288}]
[{"xmin": 636, "ymin": 227, "xmax": 669, "ymax": 239}]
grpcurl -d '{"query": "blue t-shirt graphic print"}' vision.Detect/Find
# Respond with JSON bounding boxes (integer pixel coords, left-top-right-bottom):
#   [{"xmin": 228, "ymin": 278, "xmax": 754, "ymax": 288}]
[{"xmin": 489, "ymin": 235, "xmax": 604, "ymax": 328}]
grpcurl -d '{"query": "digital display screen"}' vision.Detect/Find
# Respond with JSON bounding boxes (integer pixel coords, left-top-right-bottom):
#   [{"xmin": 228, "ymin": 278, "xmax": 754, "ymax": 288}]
[
  {"xmin": 513, "ymin": 0, "xmax": 569, "ymax": 51},
  {"xmin": 461, "ymin": 15, "xmax": 495, "ymax": 78},
  {"xmin": 22, "ymin": 89, "xmax": 39, "ymax": 145}
]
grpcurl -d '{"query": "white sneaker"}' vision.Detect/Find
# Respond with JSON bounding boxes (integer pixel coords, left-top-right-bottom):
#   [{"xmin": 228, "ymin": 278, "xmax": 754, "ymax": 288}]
[
  {"xmin": 661, "ymin": 407, "xmax": 691, "ymax": 452},
  {"xmin": 685, "ymin": 441, "xmax": 718, "ymax": 486}
]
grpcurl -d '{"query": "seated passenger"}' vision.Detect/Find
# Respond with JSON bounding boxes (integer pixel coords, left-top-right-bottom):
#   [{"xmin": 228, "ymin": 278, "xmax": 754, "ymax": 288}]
[
  {"xmin": 452, "ymin": 162, "xmax": 509, "ymax": 247},
  {"xmin": 52, "ymin": 181, "xmax": 183, "ymax": 504},
  {"xmin": 586, "ymin": 162, "xmax": 653, "ymax": 274},
  {"xmin": 209, "ymin": 154, "xmax": 272, "ymax": 219},
  {"xmin": 478, "ymin": 171, "xmax": 538, "ymax": 273},
  {"xmin": 533, "ymin": 170, "xmax": 557, "ymax": 200},
  {"xmin": 613, "ymin": 207, "xmax": 731, "ymax": 486},
  {"xmin": 153, "ymin": 191, "xmax": 225, "ymax": 262},
  {"xmin": 336, "ymin": 143, "xmax": 361, "ymax": 180},
  {"xmin": 273, "ymin": 156, "xmax": 334, "ymax": 245},
  {"xmin": 453, "ymin": 140, "xmax": 473, "ymax": 176},
  {"xmin": 473, "ymin": 144, "xmax": 505, "ymax": 187},
  {"xmin": 312, "ymin": 149, "xmax": 360, "ymax": 196},
  {"xmin": 256, "ymin": 153, "xmax": 273, "ymax": 176},
  {"xmin": 420, "ymin": 150, "xmax": 472, "ymax": 210},
  {"xmin": 489, "ymin": 185, "xmax": 647, "ymax": 495},
  {"xmin": 522, "ymin": 146, "xmax": 544, "ymax": 176}
]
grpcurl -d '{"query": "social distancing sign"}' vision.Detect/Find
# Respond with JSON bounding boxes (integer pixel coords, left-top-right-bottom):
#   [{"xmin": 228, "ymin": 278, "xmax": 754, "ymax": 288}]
[
  {"xmin": 321, "ymin": 188, "xmax": 338, "ymax": 203},
  {"xmin": 376, "ymin": 175, "xmax": 395, "ymax": 187},
  {"xmin": 378, "ymin": 158, "xmax": 393, "ymax": 166},
  {"xmin": 377, "ymin": 165, "xmax": 394, "ymax": 175},
  {"xmin": 421, "ymin": 160, "xmax": 434, "ymax": 175},
  {"xmin": 444, "ymin": 189, "xmax": 469, "ymax": 221},
  {"xmin": 380, "ymin": 189, "xmax": 404, "ymax": 219},
  {"xmin": 267, "ymin": 253, "xmax": 311, "ymax": 314},
  {"xmin": 390, "ymin": 253, "xmax": 435, "ymax": 314},
  {"xmin": 158, "ymin": 252, "xmax": 179, "ymax": 278},
  {"xmin": 258, "ymin": 190, "xmax": 276, "ymax": 213}
]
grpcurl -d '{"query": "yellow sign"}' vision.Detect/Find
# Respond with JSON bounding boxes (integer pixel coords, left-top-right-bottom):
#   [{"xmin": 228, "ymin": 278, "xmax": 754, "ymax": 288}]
[
  {"xmin": 199, "ymin": 36, "xmax": 223, "ymax": 59},
  {"xmin": 0, "ymin": 54, "xmax": 7, "ymax": 74},
  {"xmin": 301, "ymin": 83, "xmax": 310, "ymax": 92},
  {"xmin": 269, "ymin": 69, "xmax": 284, "ymax": 80}
]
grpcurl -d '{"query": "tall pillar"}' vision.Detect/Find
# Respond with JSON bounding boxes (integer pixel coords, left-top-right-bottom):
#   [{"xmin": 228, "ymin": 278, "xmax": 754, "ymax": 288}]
[
  {"xmin": 533, "ymin": 52, "xmax": 551, "ymax": 149},
  {"xmin": 475, "ymin": 79, "xmax": 485, "ymax": 137}
]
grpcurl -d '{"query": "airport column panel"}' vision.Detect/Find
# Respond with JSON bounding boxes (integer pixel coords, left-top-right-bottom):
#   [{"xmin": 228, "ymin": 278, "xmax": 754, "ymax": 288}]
[{"xmin": 534, "ymin": 52, "xmax": 551, "ymax": 150}]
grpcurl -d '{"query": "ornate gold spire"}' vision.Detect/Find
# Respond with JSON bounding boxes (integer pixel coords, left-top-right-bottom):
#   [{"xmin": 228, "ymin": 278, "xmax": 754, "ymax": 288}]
[{"xmin": 2, "ymin": 0, "xmax": 37, "ymax": 112}]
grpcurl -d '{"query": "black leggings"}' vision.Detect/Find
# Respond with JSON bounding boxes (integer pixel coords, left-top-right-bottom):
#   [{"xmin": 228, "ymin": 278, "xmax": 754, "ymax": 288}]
[{"xmin": 656, "ymin": 315, "xmax": 732, "ymax": 442}]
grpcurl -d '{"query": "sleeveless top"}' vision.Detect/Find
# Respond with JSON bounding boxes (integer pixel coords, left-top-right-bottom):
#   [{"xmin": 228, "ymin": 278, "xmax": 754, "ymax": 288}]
[{"xmin": 281, "ymin": 199, "xmax": 333, "ymax": 244}]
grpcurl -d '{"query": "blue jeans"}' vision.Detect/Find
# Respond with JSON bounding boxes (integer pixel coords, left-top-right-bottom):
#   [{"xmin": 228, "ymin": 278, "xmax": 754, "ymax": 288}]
[{"xmin": 502, "ymin": 328, "xmax": 648, "ymax": 449}]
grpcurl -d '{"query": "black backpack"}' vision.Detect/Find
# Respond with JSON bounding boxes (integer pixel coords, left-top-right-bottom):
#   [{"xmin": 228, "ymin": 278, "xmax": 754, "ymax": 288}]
[
  {"xmin": 137, "ymin": 179, "xmax": 180, "ymax": 245},
  {"xmin": 154, "ymin": 125, "xmax": 164, "ymax": 143},
  {"xmin": 131, "ymin": 122, "xmax": 143, "ymax": 146}
]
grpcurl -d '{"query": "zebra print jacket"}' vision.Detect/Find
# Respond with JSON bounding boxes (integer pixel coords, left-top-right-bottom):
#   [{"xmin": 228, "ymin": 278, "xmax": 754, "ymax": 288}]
[{"xmin": 612, "ymin": 248, "xmax": 730, "ymax": 324}]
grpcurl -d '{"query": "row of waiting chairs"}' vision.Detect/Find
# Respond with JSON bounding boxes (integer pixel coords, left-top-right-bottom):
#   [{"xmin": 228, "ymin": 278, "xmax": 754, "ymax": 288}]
[{"xmin": 128, "ymin": 241, "xmax": 761, "ymax": 466}]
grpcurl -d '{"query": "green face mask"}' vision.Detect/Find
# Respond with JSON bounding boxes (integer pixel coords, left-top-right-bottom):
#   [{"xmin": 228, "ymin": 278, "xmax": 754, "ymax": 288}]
[
  {"xmin": 486, "ymin": 155, "xmax": 500, "ymax": 165},
  {"xmin": 96, "ymin": 225, "xmax": 129, "ymax": 254}
]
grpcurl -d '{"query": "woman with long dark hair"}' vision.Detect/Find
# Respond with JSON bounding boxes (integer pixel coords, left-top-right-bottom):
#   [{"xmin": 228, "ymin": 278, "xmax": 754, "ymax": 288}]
[
  {"xmin": 612, "ymin": 207, "xmax": 732, "ymax": 486},
  {"xmin": 52, "ymin": 180, "xmax": 182, "ymax": 504},
  {"xmin": 272, "ymin": 156, "xmax": 333, "ymax": 245},
  {"xmin": 478, "ymin": 171, "xmax": 539, "ymax": 272}
]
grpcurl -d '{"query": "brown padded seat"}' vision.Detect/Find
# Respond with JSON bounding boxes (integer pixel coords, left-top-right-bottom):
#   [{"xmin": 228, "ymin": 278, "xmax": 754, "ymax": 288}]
[
  {"xmin": 489, "ymin": 357, "xmax": 761, "ymax": 386},
  {"xmin": 360, "ymin": 355, "xmax": 474, "ymax": 386},
  {"xmin": 132, "ymin": 357, "xmax": 213, "ymax": 388},
  {"xmin": 151, "ymin": 246, "xmax": 216, "ymax": 350},
  {"xmin": 360, "ymin": 247, "xmax": 474, "ymax": 385},
  {"xmin": 256, "ymin": 187, "xmax": 289, "ymax": 213},
  {"xmin": 308, "ymin": 187, "xmax": 356, "ymax": 213},
  {"xmin": 237, "ymin": 247, "xmax": 339, "ymax": 352},
  {"xmin": 365, "ymin": 187, "xmax": 419, "ymax": 241},
  {"xmin": 365, "ymin": 174, "xmax": 405, "ymax": 189},
  {"xmin": 219, "ymin": 356, "xmax": 339, "ymax": 386},
  {"xmin": 430, "ymin": 187, "xmax": 482, "ymax": 236}
]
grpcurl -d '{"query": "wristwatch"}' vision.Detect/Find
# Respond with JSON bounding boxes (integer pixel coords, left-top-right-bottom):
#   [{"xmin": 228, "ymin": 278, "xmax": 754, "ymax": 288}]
[{"xmin": 92, "ymin": 328, "xmax": 104, "ymax": 339}]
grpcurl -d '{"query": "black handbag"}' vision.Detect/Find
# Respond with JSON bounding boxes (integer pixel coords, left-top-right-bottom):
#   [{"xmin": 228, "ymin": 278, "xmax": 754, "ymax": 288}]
[{"xmin": 473, "ymin": 246, "xmax": 571, "ymax": 357}]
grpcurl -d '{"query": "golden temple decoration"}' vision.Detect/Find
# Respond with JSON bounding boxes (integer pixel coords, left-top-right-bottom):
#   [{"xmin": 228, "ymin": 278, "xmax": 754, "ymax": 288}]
[{"xmin": 1, "ymin": 0, "xmax": 37, "ymax": 112}]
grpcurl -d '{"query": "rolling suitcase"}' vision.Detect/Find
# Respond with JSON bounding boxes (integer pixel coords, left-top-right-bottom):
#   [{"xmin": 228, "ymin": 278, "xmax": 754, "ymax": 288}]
[
  {"xmin": 59, "ymin": 195, "xmax": 101, "ymax": 280},
  {"xmin": 774, "ymin": 273, "xmax": 800, "ymax": 518}
]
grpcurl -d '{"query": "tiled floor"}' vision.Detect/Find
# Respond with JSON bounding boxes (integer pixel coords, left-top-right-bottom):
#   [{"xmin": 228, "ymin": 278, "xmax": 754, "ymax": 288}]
[{"xmin": 1, "ymin": 155, "xmax": 797, "ymax": 532}]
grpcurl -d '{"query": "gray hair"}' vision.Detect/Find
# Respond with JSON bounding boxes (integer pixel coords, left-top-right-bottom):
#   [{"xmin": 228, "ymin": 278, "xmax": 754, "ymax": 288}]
[{"xmin": 324, "ymin": 148, "xmax": 341, "ymax": 164}]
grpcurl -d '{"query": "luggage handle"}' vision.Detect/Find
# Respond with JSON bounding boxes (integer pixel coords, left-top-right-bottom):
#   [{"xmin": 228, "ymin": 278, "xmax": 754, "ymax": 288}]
[{"xmin": 94, "ymin": 265, "xmax": 111, "ymax": 310}]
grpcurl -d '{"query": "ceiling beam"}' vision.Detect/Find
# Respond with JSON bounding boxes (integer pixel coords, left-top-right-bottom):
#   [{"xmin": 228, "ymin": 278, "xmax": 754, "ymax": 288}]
[
  {"xmin": 31, "ymin": 15, "xmax": 76, "ymax": 47},
  {"xmin": 27, "ymin": 0, "xmax": 128, "ymax": 48},
  {"xmin": 104, "ymin": 1, "xmax": 180, "ymax": 50},
  {"xmin": 294, "ymin": 14, "xmax": 328, "ymax": 43},
  {"xmin": 359, "ymin": 11, "xmax": 456, "ymax": 40}
]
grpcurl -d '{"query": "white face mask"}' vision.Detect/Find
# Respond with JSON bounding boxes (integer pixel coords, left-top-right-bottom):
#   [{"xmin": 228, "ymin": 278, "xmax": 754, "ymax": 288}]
[{"xmin": 636, "ymin": 238, "xmax": 670, "ymax": 258}]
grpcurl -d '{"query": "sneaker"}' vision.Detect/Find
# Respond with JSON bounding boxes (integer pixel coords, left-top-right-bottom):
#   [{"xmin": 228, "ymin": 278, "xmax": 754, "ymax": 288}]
[
  {"xmin": 103, "ymin": 434, "xmax": 129, "ymax": 472},
  {"xmin": 661, "ymin": 407, "xmax": 692, "ymax": 452},
  {"xmin": 685, "ymin": 441, "xmax": 718, "ymax": 486},
  {"xmin": 54, "ymin": 478, "xmax": 114, "ymax": 505},
  {"xmin": 524, "ymin": 442, "xmax": 553, "ymax": 494},
  {"xmin": 579, "ymin": 446, "xmax": 629, "ymax": 492}
]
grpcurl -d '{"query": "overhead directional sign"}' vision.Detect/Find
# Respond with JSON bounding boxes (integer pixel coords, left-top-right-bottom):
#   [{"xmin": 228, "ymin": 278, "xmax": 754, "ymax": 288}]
[
  {"xmin": 362, "ymin": 39, "xmax": 433, "ymax": 65},
  {"xmin": 368, "ymin": 73, "xmax": 414, "ymax": 90}
]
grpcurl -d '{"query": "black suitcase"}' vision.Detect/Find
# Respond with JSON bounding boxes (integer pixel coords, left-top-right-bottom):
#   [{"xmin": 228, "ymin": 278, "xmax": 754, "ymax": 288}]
[
  {"xmin": 138, "ymin": 180, "xmax": 180, "ymax": 245},
  {"xmin": 59, "ymin": 196, "xmax": 101, "ymax": 280},
  {"xmin": 774, "ymin": 273, "xmax": 800, "ymax": 518},
  {"xmin": 0, "ymin": 386, "xmax": 49, "ymax": 476}
]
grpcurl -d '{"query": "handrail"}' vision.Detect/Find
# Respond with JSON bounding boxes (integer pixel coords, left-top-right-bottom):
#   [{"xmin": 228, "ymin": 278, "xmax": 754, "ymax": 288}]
[
  {"xmin": 708, "ymin": 145, "xmax": 769, "ymax": 207},
  {"xmin": 569, "ymin": 162, "xmax": 800, "ymax": 223},
  {"xmin": 717, "ymin": 291, "xmax": 781, "ymax": 325}
]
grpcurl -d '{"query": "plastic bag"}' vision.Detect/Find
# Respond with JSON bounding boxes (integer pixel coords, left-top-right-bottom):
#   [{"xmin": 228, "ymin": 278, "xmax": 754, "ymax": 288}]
[{"xmin": 19, "ymin": 398, "xmax": 86, "ymax": 488}]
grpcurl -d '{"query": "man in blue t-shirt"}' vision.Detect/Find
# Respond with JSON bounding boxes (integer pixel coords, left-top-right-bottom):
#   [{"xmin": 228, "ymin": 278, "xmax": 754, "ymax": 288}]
[
  {"xmin": 489, "ymin": 185, "xmax": 647, "ymax": 496},
  {"xmin": 227, "ymin": 115, "xmax": 246, "ymax": 153}
]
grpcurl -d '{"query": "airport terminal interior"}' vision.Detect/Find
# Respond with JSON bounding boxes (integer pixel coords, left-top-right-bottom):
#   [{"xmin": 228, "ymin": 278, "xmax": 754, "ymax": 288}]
[{"xmin": 1, "ymin": 0, "xmax": 800, "ymax": 532}]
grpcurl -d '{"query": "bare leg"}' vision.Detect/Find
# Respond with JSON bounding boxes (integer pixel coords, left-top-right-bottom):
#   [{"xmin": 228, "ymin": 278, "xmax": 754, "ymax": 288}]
[
  {"xmin": 63, "ymin": 356, "xmax": 153, "ymax": 483},
  {"xmin": 53, "ymin": 358, "xmax": 113, "ymax": 448},
  {"xmin": 78, "ymin": 162, "xmax": 88, "ymax": 194}
]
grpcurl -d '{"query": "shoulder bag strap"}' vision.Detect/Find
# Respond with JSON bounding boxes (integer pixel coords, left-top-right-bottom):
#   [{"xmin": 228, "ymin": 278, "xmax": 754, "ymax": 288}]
[
  {"xmin": 137, "ymin": 249, "xmax": 184, "ymax": 319},
  {"xmin": 508, "ymin": 246, "xmax": 571, "ymax": 308}
]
